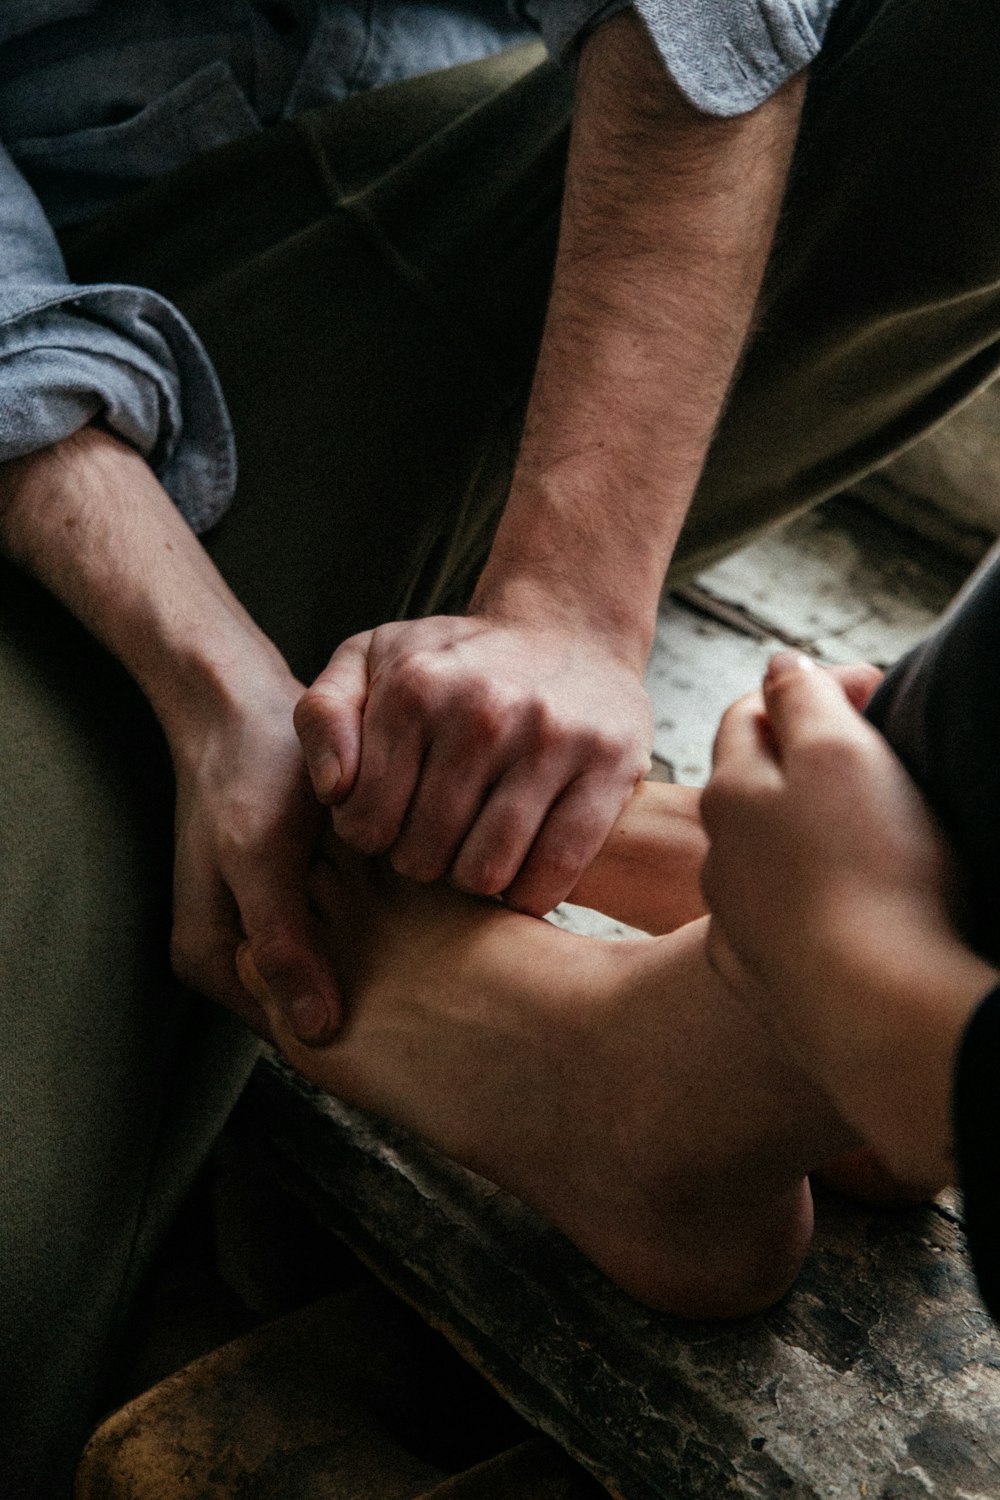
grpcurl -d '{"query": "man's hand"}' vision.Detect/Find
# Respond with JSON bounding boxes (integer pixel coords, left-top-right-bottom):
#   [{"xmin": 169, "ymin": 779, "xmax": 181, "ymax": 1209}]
[
  {"xmin": 169, "ymin": 661, "xmax": 338, "ymax": 1041},
  {"xmin": 298, "ymin": 13, "xmax": 806, "ymax": 911},
  {"xmin": 294, "ymin": 612, "xmax": 652, "ymax": 916},
  {"xmin": 0, "ymin": 426, "xmax": 340, "ymax": 1044},
  {"xmin": 700, "ymin": 651, "xmax": 998, "ymax": 1184}
]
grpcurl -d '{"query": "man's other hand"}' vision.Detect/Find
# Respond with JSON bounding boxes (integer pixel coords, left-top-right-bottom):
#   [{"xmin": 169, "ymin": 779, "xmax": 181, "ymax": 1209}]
[
  {"xmin": 294, "ymin": 613, "xmax": 653, "ymax": 916},
  {"xmin": 170, "ymin": 660, "xmax": 340, "ymax": 1044},
  {"xmin": 0, "ymin": 426, "xmax": 342, "ymax": 1049}
]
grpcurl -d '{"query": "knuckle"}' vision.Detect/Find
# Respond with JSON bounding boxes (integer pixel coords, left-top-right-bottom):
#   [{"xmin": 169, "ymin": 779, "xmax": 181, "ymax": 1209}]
[
  {"xmin": 467, "ymin": 867, "xmax": 510, "ymax": 898},
  {"xmin": 591, "ymin": 729, "xmax": 636, "ymax": 771},
  {"xmin": 481, "ymin": 858, "xmax": 518, "ymax": 896},
  {"xmin": 502, "ymin": 873, "xmax": 552, "ymax": 917},
  {"xmin": 389, "ymin": 654, "xmax": 442, "ymax": 716},
  {"xmin": 462, "ymin": 683, "xmax": 513, "ymax": 744}
]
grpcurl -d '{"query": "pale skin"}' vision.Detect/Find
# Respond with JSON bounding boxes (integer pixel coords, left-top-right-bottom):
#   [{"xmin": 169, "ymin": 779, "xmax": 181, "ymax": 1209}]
[{"xmin": 0, "ymin": 14, "xmax": 808, "ymax": 1046}]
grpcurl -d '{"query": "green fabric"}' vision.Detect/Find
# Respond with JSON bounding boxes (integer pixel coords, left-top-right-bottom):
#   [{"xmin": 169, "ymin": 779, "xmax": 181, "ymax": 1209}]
[
  {"xmin": 4, "ymin": 5, "xmax": 1000, "ymax": 1492},
  {"xmin": 0, "ymin": 567, "xmax": 260, "ymax": 1499}
]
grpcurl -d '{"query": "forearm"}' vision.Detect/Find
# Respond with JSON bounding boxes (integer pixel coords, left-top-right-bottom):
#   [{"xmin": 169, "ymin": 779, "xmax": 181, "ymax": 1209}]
[
  {"xmin": 0, "ymin": 425, "xmax": 292, "ymax": 750},
  {"xmin": 474, "ymin": 11, "xmax": 805, "ymax": 663},
  {"xmin": 798, "ymin": 931, "xmax": 997, "ymax": 1191}
]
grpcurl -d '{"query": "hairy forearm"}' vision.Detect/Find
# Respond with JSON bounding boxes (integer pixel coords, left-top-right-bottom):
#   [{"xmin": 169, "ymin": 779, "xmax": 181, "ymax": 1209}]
[
  {"xmin": 474, "ymin": 11, "xmax": 806, "ymax": 663},
  {"xmin": 0, "ymin": 426, "xmax": 290, "ymax": 746}
]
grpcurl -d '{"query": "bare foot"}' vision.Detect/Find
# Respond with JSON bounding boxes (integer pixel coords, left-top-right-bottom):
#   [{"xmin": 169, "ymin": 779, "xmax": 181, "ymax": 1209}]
[
  {"xmin": 241, "ymin": 841, "xmax": 858, "ymax": 1319},
  {"xmin": 566, "ymin": 781, "xmax": 708, "ymax": 935}
]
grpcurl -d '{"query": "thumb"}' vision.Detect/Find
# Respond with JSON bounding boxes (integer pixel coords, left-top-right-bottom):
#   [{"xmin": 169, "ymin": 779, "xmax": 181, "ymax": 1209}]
[
  {"xmin": 236, "ymin": 893, "xmax": 341, "ymax": 1047},
  {"xmin": 762, "ymin": 650, "xmax": 863, "ymax": 757},
  {"xmin": 236, "ymin": 943, "xmax": 318, "ymax": 1060},
  {"xmin": 294, "ymin": 633, "xmax": 372, "ymax": 805}
]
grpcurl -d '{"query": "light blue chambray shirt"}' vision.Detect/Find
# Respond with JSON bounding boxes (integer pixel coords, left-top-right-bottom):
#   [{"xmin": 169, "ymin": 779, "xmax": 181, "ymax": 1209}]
[{"xmin": 0, "ymin": 0, "xmax": 840, "ymax": 532}]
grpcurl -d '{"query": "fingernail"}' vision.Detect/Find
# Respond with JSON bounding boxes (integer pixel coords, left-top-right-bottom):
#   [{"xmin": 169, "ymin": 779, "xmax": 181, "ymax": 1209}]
[
  {"xmin": 289, "ymin": 991, "xmax": 336, "ymax": 1047},
  {"xmin": 311, "ymin": 751, "xmax": 343, "ymax": 805},
  {"xmin": 767, "ymin": 650, "xmax": 815, "ymax": 682}
]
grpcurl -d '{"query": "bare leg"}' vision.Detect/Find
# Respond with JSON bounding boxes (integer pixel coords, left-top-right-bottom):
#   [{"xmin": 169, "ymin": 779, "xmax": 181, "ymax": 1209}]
[
  {"xmin": 565, "ymin": 781, "xmax": 707, "ymax": 934},
  {"xmin": 243, "ymin": 843, "xmax": 858, "ymax": 1319}
]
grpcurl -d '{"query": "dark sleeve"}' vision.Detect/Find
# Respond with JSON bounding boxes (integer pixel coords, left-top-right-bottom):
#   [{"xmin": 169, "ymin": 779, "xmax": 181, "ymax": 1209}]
[
  {"xmin": 522, "ymin": 0, "xmax": 841, "ymax": 114},
  {"xmin": 954, "ymin": 986, "xmax": 1000, "ymax": 1322}
]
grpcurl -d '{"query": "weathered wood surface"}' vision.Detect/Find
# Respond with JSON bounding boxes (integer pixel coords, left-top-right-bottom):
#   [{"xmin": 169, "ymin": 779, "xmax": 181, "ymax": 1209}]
[
  {"xmin": 234, "ymin": 1061, "xmax": 1000, "ymax": 1500},
  {"xmin": 648, "ymin": 499, "xmax": 968, "ymax": 786}
]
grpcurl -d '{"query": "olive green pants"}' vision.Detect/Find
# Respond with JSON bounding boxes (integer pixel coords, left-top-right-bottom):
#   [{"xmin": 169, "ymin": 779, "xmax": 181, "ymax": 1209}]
[{"xmin": 4, "ymin": 1, "xmax": 1000, "ymax": 1492}]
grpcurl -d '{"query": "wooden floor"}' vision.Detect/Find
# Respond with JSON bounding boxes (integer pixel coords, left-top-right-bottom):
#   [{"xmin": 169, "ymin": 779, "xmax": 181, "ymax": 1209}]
[{"xmin": 235, "ymin": 495, "xmax": 1000, "ymax": 1499}]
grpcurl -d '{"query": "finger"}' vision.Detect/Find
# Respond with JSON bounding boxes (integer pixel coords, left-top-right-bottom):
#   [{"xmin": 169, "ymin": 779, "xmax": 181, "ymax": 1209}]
[
  {"xmin": 827, "ymin": 661, "xmax": 884, "ymax": 714},
  {"xmin": 708, "ymin": 689, "xmax": 778, "ymax": 779},
  {"xmin": 388, "ymin": 723, "xmax": 507, "ymax": 883},
  {"xmin": 701, "ymin": 693, "xmax": 782, "ymax": 848},
  {"xmin": 236, "ymin": 944, "xmax": 322, "ymax": 1063},
  {"xmin": 171, "ymin": 870, "xmax": 261, "ymax": 1023},
  {"xmin": 502, "ymin": 768, "xmax": 637, "ymax": 917},
  {"xmin": 237, "ymin": 869, "xmax": 341, "ymax": 1047},
  {"xmin": 762, "ymin": 650, "xmax": 869, "ymax": 758},
  {"xmin": 449, "ymin": 752, "xmax": 576, "ymax": 901},
  {"xmin": 294, "ymin": 633, "xmax": 372, "ymax": 804},
  {"xmin": 331, "ymin": 675, "xmax": 429, "ymax": 856}
]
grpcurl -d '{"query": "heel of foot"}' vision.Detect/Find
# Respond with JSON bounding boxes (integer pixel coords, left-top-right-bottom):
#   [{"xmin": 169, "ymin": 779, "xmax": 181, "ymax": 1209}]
[{"xmin": 594, "ymin": 1179, "xmax": 814, "ymax": 1320}]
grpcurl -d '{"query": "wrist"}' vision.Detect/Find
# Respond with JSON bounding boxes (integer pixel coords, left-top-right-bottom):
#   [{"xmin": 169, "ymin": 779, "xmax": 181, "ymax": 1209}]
[
  {"xmin": 809, "ymin": 930, "xmax": 998, "ymax": 1188},
  {"xmin": 1, "ymin": 426, "xmax": 297, "ymax": 756},
  {"xmin": 470, "ymin": 535, "xmax": 660, "ymax": 674},
  {"xmin": 151, "ymin": 626, "xmax": 299, "ymax": 767}
]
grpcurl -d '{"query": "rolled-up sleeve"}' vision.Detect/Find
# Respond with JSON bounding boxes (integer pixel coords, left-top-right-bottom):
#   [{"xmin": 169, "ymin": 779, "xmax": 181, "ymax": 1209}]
[
  {"xmin": 523, "ymin": 0, "xmax": 841, "ymax": 116},
  {"xmin": 0, "ymin": 142, "xmax": 235, "ymax": 532}
]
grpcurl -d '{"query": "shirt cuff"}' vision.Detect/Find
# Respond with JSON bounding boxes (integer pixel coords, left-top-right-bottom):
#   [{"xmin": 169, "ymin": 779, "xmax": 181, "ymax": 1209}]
[
  {"xmin": 633, "ymin": 0, "xmax": 823, "ymax": 115},
  {"xmin": 522, "ymin": 0, "xmax": 834, "ymax": 115},
  {"xmin": 0, "ymin": 285, "xmax": 236, "ymax": 534}
]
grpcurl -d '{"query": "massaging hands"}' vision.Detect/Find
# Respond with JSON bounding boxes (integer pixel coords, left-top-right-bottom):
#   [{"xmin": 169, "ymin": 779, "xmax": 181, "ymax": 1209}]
[
  {"xmin": 167, "ymin": 655, "xmax": 340, "ymax": 1046},
  {"xmin": 701, "ymin": 652, "xmax": 996, "ymax": 1181},
  {"xmin": 701, "ymin": 652, "xmax": 940, "ymax": 1012},
  {"xmin": 294, "ymin": 611, "xmax": 653, "ymax": 916}
]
